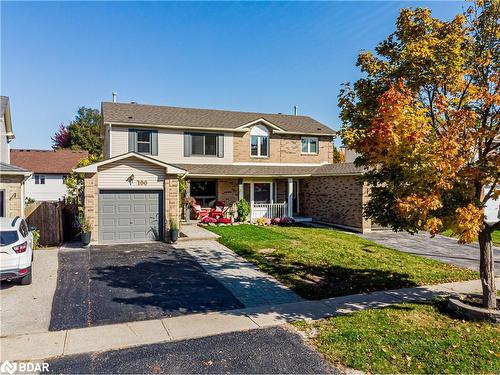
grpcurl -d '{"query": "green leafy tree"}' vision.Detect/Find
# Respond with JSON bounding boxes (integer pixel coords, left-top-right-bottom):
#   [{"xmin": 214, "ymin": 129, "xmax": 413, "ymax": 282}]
[
  {"xmin": 52, "ymin": 107, "xmax": 102, "ymax": 157},
  {"xmin": 340, "ymin": 1, "xmax": 499, "ymax": 308},
  {"xmin": 64, "ymin": 155, "xmax": 101, "ymax": 204},
  {"xmin": 332, "ymin": 145, "xmax": 345, "ymax": 163}
]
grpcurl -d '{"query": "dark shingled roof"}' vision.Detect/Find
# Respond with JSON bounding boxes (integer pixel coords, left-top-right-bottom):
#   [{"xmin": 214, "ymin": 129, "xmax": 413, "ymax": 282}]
[
  {"xmin": 172, "ymin": 162, "xmax": 363, "ymax": 177},
  {"xmin": 102, "ymin": 102, "xmax": 335, "ymax": 135},
  {"xmin": 0, "ymin": 162, "xmax": 30, "ymax": 173}
]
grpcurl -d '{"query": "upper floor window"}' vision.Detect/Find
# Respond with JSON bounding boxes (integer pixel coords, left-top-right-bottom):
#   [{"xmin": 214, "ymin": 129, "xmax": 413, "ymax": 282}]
[
  {"xmin": 250, "ymin": 125, "xmax": 269, "ymax": 157},
  {"xmin": 128, "ymin": 129, "xmax": 158, "ymax": 155},
  {"xmin": 301, "ymin": 137, "xmax": 318, "ymax": 154},
  {"xmin": 34, "ymin": 175, "xmax": 45, "ymax": 185},
  {"xmin": 184, "ymin": 133, "xmax": 224, "ymax": 157}
]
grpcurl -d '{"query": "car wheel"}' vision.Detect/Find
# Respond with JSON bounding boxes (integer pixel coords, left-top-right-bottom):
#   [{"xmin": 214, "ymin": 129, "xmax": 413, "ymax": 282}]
[{"xmin": 19, "ymin": 267, "xmax": 32, "ymax": 286}]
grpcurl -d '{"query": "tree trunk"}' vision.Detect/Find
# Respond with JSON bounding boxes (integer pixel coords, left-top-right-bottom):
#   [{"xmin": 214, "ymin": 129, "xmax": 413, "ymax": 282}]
[{"xmin": 478, "ymin": 225, "xmax": 497, "ymax": 309}]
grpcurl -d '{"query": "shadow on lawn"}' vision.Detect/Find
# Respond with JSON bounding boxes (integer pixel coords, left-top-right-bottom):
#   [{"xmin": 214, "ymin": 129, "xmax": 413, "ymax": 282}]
[{"xmin": 231, "ymin": 248, "xmax": 419, "ymax": 300}]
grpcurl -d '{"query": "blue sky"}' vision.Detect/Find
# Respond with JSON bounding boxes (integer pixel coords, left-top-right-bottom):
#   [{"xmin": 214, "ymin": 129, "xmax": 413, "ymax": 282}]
[{"xmin": 2, "ymin": 1, "xmax": 465, "ymax": 149}]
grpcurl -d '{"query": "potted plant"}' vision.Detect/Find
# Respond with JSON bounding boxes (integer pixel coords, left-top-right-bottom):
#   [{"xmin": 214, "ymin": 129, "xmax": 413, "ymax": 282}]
[
  {"xmin": 183, "ymin": 196, "xmax": 196, "ymax": 223},
  {"xmin": 80, "ymin": 218, "xmax": 92, "ymax": 246},
  {"xmin": 169, "ymin": 218, "xmax": 179, "ymax": 243}
]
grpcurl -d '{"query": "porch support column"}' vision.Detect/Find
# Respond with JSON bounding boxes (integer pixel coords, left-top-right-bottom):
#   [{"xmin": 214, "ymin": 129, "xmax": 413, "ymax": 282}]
[
  {"xmin": 238, "ymin": 179, "xmax": 243, "ymax": 200},
  {"xmin": 287, "ymin": 178, "xmax": 293, "ymax": 217}
]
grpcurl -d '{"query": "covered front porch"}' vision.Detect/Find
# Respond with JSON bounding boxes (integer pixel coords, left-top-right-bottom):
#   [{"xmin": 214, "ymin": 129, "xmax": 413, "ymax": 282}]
[{"xmin": 185, "ymin": 177, "xmax": 308, "ymax": 222}]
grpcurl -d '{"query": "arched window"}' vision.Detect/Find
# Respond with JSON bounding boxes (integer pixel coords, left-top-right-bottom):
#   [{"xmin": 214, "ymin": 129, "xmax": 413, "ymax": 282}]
[{"xmin": 250, "ymin": 125, "xmax": 269, "ymax": 157}]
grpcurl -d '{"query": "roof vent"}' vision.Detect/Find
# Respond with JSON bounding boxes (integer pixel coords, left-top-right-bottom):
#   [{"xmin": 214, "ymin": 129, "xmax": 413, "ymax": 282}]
[
  {"xmin": 112, "ymin": 92, "xmax": 117, "ymax": 103},
  {"xmin": 294, "ymin": 105, "xmax": 298, "ymax": 116},
  {"xmin": 131, "ymin": 101, "xmax": 137, "ymax": 104},
  {"xmin": 128, "ymin": 116, "xmax": 133, "ymax": 119}
]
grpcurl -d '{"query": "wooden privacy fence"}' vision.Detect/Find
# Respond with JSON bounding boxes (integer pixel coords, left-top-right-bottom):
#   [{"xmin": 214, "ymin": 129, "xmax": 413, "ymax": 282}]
[{"xmin": 25, "ymin": 201, "xmax": 79, "ymax": 246}]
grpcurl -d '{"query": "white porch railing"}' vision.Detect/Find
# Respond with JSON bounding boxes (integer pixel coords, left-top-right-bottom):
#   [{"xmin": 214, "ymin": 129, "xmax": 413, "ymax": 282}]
[{"xmin": 250, "ymin": 202, "xmax": 288, "ymax": 222}]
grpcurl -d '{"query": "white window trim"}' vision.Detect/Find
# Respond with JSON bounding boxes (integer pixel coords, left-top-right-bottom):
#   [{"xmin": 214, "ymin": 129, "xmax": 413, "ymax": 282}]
[
  {"xmin": 301, "ymin": 137, "xmax": 319, "ymax": 155},
  {"xmin": 136, "ymin": 130, "xmax": 152, "ymax": 154},
  {"xmin": 250, "ymin": 135, "xmax": 269, "ymax": 158},
  {"xmin": 250, "ymin": 125, "xmax": 270, "ymax": 158}
]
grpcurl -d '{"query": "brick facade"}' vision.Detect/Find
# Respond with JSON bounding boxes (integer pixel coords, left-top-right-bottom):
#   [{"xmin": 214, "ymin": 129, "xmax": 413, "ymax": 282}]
[
  {"xmin": 233, "ymin": 127, "xmax": 333, "ymax": 164},
  {"xmin": 83, "ymin": 172, "xmax": 98, "ymax": 242},
  {"xmin": 165, "ymin": 175, "xmax": 180, "ymax": 231},
  {"xmin": 300, "ymin": 175, "xmax": 371, "ymax": 232},
  {"xmin": 0, "ymin": 175, "xmax": 24, "ymax": 217}
]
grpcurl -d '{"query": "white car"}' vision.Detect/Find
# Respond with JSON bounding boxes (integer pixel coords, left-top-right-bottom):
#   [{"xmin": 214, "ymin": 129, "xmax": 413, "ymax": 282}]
[{"xmin": 0, "ymin": 217, "xmax": 34, "ymax": 285}]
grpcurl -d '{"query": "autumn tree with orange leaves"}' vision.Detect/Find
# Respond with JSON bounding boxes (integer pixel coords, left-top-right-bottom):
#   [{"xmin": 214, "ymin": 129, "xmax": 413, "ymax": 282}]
[{"xmin": 340, "ymin": 0, "xmax": 499, "ymax": 308}]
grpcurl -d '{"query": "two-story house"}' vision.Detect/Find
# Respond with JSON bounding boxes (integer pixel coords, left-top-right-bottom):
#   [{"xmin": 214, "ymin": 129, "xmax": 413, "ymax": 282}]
[
  {"xmin": 11, "ymin": 149, "xmax": 88, "ymax": 201},
  {"xmin": 0, "ymin": 96, "xmax": 32, "ymax": 218},
  {"xmin": 76, "ymin": 102, "xmax": 370, "ymax": 244}
]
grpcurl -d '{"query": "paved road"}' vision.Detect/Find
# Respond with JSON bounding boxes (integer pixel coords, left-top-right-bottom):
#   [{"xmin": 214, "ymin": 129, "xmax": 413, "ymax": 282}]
[
  {"xmin": 47, "ymin": 326, "xmax": 337, "ymax": 374},
  {"xmin": 49, "ymin": 243, "xmax": 243, "ymax": 331},
  {"xmin": 361, "ymin": 231, "xmax": 500, "ymax": 273},
  {"xmin": 0, "ymin": 248, "xmax": 59, "ymax": 336}
]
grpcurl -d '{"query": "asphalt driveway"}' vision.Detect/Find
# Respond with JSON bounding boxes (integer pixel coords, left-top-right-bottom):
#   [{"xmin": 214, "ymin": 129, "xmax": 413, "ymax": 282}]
[
  {"xmin": 361, "ymin": 231, "xmax": 500, "ymax": 273},
  {"xmin": 49, "ymin": 243, "xmax": 243, "ymax": 331},
  {"xmin": 46, "ymin": 326, "xmax": 337, "ymax": 374}
]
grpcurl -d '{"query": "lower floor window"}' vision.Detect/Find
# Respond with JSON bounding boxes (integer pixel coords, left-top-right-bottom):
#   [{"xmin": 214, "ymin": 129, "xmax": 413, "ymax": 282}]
[{"xmin": 190, "ymin": 180, "xmax": 217, "ymax": 207}]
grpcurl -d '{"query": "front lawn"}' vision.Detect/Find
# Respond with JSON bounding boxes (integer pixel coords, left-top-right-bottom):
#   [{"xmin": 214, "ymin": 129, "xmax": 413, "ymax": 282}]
[
  {"xmin": 206, "ymin": 225, "xmax": 478, "ymax": 299},
  {"xmin": 295, "ymin": 301, "xmax": 500, "ymax": 374},
  {"xmin": 441, "ymin": 229, "xmax": 500, "ymax": 247}
]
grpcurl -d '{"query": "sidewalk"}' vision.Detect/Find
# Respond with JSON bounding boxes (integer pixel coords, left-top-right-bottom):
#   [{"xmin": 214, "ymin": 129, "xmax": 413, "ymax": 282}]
[{"xmin": 2, "ymin": 278, "xmax": 494, "ymax": 362}]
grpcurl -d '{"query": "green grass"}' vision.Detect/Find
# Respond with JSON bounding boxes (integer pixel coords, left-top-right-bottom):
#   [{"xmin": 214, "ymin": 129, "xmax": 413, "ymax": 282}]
[
  {"xmin": 441, "ymin": 229, "xmax": 500, "ymax": 247},
  {"xmin": 206, "ymin": 225, "xmax": 478, "ymax": 299},
  {"xmin": 294, "ymin": 301, "xmax": 500, "ymax": 374}
]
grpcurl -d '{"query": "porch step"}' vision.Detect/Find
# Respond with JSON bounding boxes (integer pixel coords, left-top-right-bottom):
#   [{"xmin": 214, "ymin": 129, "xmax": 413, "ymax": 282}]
[{"xmin": 293, "ymin": 216, "xmax": 313, "ymax": 223}]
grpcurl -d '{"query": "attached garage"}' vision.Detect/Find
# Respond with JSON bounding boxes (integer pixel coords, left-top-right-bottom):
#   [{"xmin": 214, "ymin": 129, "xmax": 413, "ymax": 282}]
[
  {"xmin": 99, "ymin": 190, "xmax": 163, "ymax": 243},
  {"xmin": 76, "ymin": 153, "xmax": 185, "ymax": 245}
]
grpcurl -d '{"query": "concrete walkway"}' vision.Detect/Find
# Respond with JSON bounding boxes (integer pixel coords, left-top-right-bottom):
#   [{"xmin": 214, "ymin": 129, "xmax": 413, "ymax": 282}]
[
  {"xmin": 360, "ymin": 231, "xmax": 500, "ymax": 273},
  {"xmin": 179, "ymin": 223, "xmax": 220, "ymax": 241},
  {"xmin": 2, "ymin": 278, "xmax": 495, "ymax": 362},
  {"xmin": 174, "ymin": 239, "xmax": 303, "ymax": 307},
  {"xmin": 0, "ymin": 248, "xmax": 59, "ymax": 336}
]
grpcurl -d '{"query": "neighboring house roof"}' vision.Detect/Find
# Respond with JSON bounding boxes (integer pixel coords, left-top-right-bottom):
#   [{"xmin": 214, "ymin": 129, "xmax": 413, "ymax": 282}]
[
  {"xmin": 74, "ymin": 152, "xmax": 186, "ymax": 175},
  {"xmin": 172, "ymin": 162, "xmax": 364, "ymax": 177},
  {"xmin": 1, "ymin": 96, "xmax": 14, "ymax": 139},
  {"xmin": 0, "ymin": 161, "xmax": 31, "ymax": 176},
  {"xmin": 10, "ymin": 149, "xmax": 89, "ymax": 174},
  {"xmin": 102, "ymin": 102, "xmax": 335, "ymax": 136}
]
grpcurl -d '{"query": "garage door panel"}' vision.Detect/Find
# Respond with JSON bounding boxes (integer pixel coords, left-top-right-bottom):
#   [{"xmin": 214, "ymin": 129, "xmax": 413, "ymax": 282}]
[{"xmin": 99, "ymin": 190, "xmax": 163, "ymax": 244}]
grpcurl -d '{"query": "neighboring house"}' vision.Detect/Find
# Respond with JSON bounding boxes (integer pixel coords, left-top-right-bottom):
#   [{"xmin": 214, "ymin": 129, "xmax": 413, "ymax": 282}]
[
  {"xmin": 76, "ymin": 101, "xmax": 370, "ymax": 244},
  {"xmin": 10, "ymin": 149, "xmax": 89, "ymax": 201},
  {"xmin": 0, "ymin": 96, "xmax": 32, "ymax": 218}
]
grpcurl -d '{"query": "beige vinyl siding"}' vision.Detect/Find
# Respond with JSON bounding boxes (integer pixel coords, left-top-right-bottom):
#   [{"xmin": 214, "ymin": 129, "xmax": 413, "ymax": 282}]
[
  {"xmin": 110, "ymin": 126, "xmax": 234, "ymax": 164},
  {"xmin": 98, "ymin": 159, "xmax": 165, "ymax": 189}
]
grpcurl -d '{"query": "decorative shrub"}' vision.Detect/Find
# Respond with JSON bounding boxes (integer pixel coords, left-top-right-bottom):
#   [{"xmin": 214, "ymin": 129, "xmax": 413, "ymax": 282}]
[
  {"xmin": 200, "ymin": 216, "xmax": 217, "ymax": 224},
  {"xmin": 271, "ymin": 217, "xmax": 282, "ymax": 225},
  {"xmin": 218, "ymin": 217, "xmax": 231, "ymax": 224},
  {"xmin": 256, "ymin": 217, "xmax": 272, "ymax": 226},
  {"xmin": 281, "ymin": 217, "xmax": 295, "ymax": 225},
  {"xmin": 236, "ymin": 199, "xmax": 250, "ymax": 222},
  {"xmin": 31, "ymin": 229, "xmax": 40, "ymax": 249}
]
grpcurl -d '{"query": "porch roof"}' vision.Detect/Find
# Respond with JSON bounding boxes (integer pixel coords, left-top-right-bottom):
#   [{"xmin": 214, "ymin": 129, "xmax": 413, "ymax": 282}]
[{"xmin": 172, "ymin": 162, "xmax": 364, "ymax": 178}]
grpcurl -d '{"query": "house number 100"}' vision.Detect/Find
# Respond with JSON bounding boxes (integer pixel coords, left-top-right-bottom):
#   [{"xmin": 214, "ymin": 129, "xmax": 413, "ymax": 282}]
[{"xmin": 137, "ymin": 180, "xmax": 148, "ymax": 186}]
